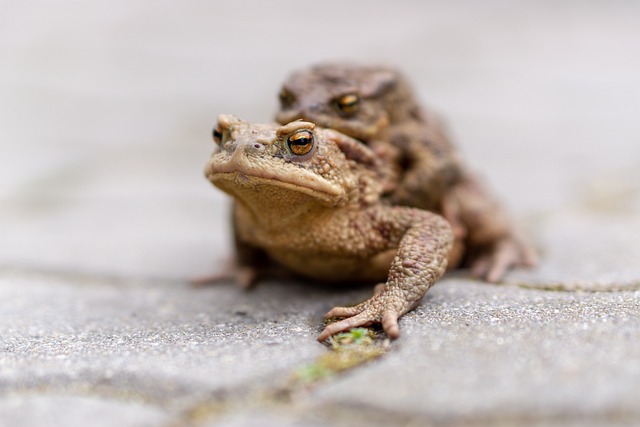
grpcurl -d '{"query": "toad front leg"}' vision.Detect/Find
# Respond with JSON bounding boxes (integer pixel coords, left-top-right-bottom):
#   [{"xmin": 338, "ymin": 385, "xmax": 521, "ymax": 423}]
[{"xmin": 318, "ymin": 207, "xmax": 454, "ymax": 341}]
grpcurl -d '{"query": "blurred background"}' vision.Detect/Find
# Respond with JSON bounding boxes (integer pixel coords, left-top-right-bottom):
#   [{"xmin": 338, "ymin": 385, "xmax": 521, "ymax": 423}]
[{"xmin": 1, "ymin": 0, "xmax": 639, "ymax": 281}]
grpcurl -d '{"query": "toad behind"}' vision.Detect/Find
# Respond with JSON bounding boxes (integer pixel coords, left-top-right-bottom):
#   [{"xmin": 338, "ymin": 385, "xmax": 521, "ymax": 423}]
[{"xmin": 276, "ymin": 63, "xmax": 537, "ymax": 282}]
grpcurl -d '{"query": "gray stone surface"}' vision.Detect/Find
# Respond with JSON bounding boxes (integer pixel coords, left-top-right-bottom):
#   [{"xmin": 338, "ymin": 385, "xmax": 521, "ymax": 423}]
[
  {"xmin": 1, "ymin": 1, "xmax": 640, "ymax": 426},
  {"xmin": 0, "ymin": 273, "xmax": 332, "ymax": 400},
  {"xmin": 317, "ymin": 282, "xmax": 640, "ymax": 424},
  {"xmin": 0, "ymin": 395, "xmax": 170, "ymax": 427},
  {"xmin": 0, "ymin": 143, "xmax": 226, "ymax": 280},
  {"xmin": 505, "ymin": 209, "xmax": 640, "ymax": 291}
]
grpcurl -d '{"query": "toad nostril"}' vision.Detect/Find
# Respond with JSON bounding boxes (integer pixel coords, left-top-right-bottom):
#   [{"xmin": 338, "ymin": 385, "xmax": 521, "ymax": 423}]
[
  {"xmin": 250, "ymin": 143, "xmax": 266, "ymax": 152},
  {"xmin": 239, "ymin": 140, "xmax": 265, "ymax": 152}
]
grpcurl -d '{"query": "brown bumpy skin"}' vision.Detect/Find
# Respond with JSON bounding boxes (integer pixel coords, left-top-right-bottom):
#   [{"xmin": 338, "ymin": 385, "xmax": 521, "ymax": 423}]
[
  {"xmin": 205, "ymin": 116, "xmax": 453, "ymax": 340},
  {"xmin": 317, "ymin": 207, "xmax": 452, "ymax": 341},
  {"xmin": 276, "ymin": 63, "xmax": 537, "ymax": 281}
]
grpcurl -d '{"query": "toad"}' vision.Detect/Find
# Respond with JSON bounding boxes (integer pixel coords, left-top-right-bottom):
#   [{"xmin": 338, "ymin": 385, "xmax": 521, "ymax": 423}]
[
  {"xmin": 276, "ymin": 63, "xmax": 537, "ymax": 281},
  {"xmin": 205, "ymin": 115, "xmax": 453, "ymax": 341}
]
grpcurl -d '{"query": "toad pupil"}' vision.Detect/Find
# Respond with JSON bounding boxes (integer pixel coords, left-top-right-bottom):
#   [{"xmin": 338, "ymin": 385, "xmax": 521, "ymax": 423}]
[{"xmin": 287, "ymin": 131, "xmax": 314, "ymax": 156}]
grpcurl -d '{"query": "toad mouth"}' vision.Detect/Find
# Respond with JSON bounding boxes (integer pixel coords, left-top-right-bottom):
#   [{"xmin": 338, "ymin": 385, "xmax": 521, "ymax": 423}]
[
  {"xmin": 210, "ymin": 169, "xmax": 342, "ymax": 200},
  {"xmin": 206, "ymin": 144, "xmax": 346, "ymax": 204}
]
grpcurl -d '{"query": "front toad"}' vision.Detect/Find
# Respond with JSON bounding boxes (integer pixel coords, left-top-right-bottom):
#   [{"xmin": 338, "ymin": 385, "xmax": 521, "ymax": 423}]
[{"xmin": 205, "ymin": 115, "xmax": 453, "ymax": 341}]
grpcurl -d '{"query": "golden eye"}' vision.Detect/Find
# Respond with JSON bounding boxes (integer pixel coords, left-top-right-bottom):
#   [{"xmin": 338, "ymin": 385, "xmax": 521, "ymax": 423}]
[
  {"xmin": 335, "ymin": 93, "xmax": 360, "ymax": 115},
  {"xmin": 279, "ymin": 89, "xmax": 295, "ymax": 109},
  {"xmin": 287, "ymin": 130, "xmax": 315, "ymax": 156},
  {"xmin": 212, "ymin": 126, "xmax": 223, "ymax": 145}
]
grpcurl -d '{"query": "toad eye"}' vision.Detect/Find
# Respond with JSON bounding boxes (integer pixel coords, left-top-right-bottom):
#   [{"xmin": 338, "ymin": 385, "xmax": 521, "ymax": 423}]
[
  {"xmin": 279, "ymin": 89, "xmax": 295, "ymax": 109},
  {"xmin": 335, "ymin": 93, "xmax": 360, "ymax": 115},
  {"xmin": 212, "ymin": 126, "xmax": 223, "ymax": 145},
  {"xmin": 287, "ymin": 130, "xmax": 315, "ymax": 156},
  {"xmin": 212, "ymin": 126, "xmax": 231, "ymax": 146}
]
